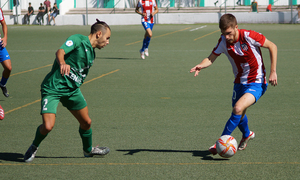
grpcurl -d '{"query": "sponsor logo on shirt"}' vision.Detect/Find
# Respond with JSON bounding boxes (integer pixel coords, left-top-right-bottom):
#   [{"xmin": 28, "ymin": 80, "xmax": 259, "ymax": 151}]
[
  {"xmin": 66, "ymin": 40, "xmax": 73, "ymax": 47},
  {"xmin": 66, "ymin": 71, "xmax": 82, "ymax": 84}
]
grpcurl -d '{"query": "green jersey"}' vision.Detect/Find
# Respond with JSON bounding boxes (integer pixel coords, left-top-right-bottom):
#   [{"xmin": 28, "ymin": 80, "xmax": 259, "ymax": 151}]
[
  {"xmin": 41, "ymin": 34, "xmax": 95, "ymax": 93},
  {"xmin": 251, "ymin": 2, "xmax": 257, "ymax": 12}
]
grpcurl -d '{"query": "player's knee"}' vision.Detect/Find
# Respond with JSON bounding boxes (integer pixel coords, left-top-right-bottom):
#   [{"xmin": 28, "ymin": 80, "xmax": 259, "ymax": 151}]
[
  {"xmin": 4, "ymin": 64, "xmax": 12, "ymax": 72},
  {"xmin": 232, "ymin": 106, "xmax": 243, "ymax": 115},
  {"xmin": 7, "ymin": 66, "xmax": 12, "ymax": 72},
  {"xmin": 80, "ymin": 118, "xmax": 92, "ymax": 130},
  {"xmin": 42, "ymin": 123, "xmax": 54, "ymax": 133}
]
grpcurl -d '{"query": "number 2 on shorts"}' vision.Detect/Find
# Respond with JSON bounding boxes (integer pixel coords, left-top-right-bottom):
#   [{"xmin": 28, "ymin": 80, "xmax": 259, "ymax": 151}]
[{"xmin": 43, "ymin": 99, "xmax": 48, "ymax": 111}]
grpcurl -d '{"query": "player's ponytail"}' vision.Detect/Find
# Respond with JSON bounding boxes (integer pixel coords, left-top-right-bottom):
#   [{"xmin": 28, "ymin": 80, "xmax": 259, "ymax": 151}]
[{"xmin": 90, "ymin": 19, "xmax": 111, "ymax": 34}]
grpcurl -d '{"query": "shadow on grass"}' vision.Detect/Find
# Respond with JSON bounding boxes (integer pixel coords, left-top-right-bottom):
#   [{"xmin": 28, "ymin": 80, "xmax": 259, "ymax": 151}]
[
  {"xmin": 0, "ymin": 152, "xmax": 83, "ymax": 163},
  {"xmin": 116, "ymin": 149, "xmax": 228, "ymax": 161},
  {"xmin": 0, "ymin": 153, "xmax": 25, "ymax": 162}
]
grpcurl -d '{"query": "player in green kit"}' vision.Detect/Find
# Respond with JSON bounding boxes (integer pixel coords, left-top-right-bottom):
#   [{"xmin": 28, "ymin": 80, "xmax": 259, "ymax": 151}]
[{"xmin": 24, "ymin": 19, "xmax": 111, "ymax": 163}]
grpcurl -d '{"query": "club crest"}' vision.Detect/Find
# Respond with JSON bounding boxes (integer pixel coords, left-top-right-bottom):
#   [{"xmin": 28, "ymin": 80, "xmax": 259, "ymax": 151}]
[{"xmin": 241, "ymin": 43, "xmax": 248, "ymax": 51}]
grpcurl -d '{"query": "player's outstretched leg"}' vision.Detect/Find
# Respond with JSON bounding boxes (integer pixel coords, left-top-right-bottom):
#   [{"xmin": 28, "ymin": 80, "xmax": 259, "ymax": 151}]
[
  {"xmin": 238, "ymin": 131, "xmax": 255, "ymax": 150},
  {"xmin": 0, "ymin": 59, "xmax": 12, "ymax": 97},
  {"xmin": 84, "ymin": 146, "xmax": 110, "ymax": 157},
  {"xmin": 144, "ymin": 36, "xmax": 151, "ymax": 57},
  {"xmin": 144, "ymin": 48, "xmax": 149, "ymax": 57},
  {"xmin": 238, "ymin": 115, "xmax": 250, "ymax": 138},
  {"xmin": 0, "ymin": 85, "xmax": 9, "ymax": 97},
  {"xmin": 24, "ymin": 125, "xmax": 49, "ymax": 162},
  {"xmin": 140, "ymin": 37, "xmax": 147, "ymax": 59},
  {"xmin": 24, "ymin": 144, "xmax": 38, "ymax": 162},
  {"xmin": 140, "ymin": 49, "xmax": 145, "ymax": 59},
  {"xmin": 79, "ymin": 128, "xmax": 110, "ymax": 157}
]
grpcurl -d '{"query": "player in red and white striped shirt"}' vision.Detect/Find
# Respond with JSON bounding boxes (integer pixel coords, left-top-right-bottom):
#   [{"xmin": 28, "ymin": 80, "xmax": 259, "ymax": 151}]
[
  {"xmin": 212, "ymin": 28, "xmax": 267, "ymax": 85},
  {"xmin": 190, "ymin": 14, "xmax": 277, "ymax": 154},
  {"xmin": 135, "ymin": 0, "xmax": 158, "ymax": 59},
  {"xmin": 0, "ymin": 8, "xmax": 12, "ymax": 97}
]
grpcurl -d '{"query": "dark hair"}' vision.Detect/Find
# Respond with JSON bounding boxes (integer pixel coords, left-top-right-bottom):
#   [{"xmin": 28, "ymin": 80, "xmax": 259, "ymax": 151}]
[
  {"xmin": 219, "ymin": 14, "xmax": 237, "ymax": 31},
  {"xmin": 90, "ymin": 19, "xmax": 111, "ymax": 35}
]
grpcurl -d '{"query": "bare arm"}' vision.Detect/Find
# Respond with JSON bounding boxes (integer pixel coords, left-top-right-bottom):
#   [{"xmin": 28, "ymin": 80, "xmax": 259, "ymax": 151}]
[
  {"xmin": 56, "ymin": 49, "xmax": 70, "ymax": 76},
  {"xmin": 262, "ymin": 38, "xmax": 277, "ymax": 86},
  {"xmin": 190, "ymin": 53, "xmax": 218, "ymax": 77},
  {"xmin": 0, "ymin": 20, "xmax": 8, "ymax": 47},
  {"xmin": 151, "ymin": 5, "xmax": 159, "ymax": 17}
]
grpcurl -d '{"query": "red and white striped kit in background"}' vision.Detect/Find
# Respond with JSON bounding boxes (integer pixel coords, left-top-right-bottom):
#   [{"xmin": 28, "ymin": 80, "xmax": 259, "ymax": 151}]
[{"xmin": 137, "ymin": 0, "xmax": 157, "ymax": 23}]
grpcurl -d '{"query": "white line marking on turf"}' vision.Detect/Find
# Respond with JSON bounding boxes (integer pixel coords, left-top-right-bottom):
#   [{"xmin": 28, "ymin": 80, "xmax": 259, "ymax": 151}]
[
  {"xmin": 190, "ymin": 25, "xmax": 207, "ymax": 31},
  {"xmin": 9, "ymin": 50, "xmax": 56, "ymax": 52}
]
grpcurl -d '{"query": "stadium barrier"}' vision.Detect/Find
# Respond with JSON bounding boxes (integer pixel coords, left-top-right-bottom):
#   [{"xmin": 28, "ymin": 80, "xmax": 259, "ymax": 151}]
[{"xmin": 4, "ymin": 10, "xmax": 299, "ymax": 25}]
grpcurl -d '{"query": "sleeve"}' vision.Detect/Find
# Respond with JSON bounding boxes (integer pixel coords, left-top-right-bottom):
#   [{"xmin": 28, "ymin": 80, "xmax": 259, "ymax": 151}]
[
  {"xmin": 248, "ymin": 30, "xmax": 266, "ymax": 47},
  {"xmin": 137, "ymin": 0, "xmax": 141, "ymax": 8},
  {"xmin": 0, "ymin": 8, "xmax": 4, "ymax": 22},
  {"xmin": 212, "ymin": 36, "xmax": 225, "ymax": 56},
  {"xmin": 59, "ymin": 35, "xmax": 80, "ymax": 54},
  {"xmin": 153, "ymin": 0, "xmax": 157, "ymax": 7}
]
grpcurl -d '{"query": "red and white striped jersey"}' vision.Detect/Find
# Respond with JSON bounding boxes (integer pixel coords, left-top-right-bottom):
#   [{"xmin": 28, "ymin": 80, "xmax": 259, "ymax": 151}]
[
  {"xmin": 0, "ymin": 8, "xmax": 4, "ymax": 22},
  {"xmin": 137, "ymin": 0, "xmax": 157, "ymax": 23},
  {"xmin": 212, "ymin": 29, "xmax": 267, "ymax": 84}
]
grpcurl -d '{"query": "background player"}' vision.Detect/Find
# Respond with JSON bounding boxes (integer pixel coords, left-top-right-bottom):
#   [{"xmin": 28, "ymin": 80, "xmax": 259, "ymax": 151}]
[
  {"xmin": 250, "ymin": 0, "xmax": 258, "ymax": 13},
  {"xmin": 24, "ymin": 19, "xmax": 111, "ymax": 162},
  {"xmin": 297, "ymin": 5, "xmax": 300, "ymax": 22},
  {"xmin": 135, "ymin": 0, "xmax": 158, "ymax": 59},
  {"xmin": 190, "ymin": 14, "xmax": 277, "ymax": 155},
  {"xmin": 0, "ymin": 8, "xmax": 12, "ymax": 97}
]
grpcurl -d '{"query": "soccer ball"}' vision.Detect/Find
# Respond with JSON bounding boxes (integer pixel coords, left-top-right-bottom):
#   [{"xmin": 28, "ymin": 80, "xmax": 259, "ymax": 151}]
[{"xmin": 216, "ymin": 135, "xmax": 238, "ymax": 158}]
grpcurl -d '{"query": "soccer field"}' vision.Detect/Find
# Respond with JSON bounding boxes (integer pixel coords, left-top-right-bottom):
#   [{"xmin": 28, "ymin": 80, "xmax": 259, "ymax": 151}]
[{"xmin": 0, "ymin": 23, "xmax": 299, "ymax": 179}]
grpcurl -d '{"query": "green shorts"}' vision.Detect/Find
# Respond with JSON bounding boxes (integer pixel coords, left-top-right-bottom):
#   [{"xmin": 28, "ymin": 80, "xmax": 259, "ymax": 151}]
[{"xmin": 41, "ymin": 88, "xmax": 87, "ymax": 114}]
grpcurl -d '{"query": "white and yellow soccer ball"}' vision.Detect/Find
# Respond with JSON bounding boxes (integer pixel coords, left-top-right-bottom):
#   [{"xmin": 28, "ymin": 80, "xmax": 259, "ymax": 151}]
[{"xmin": 216, "ymin": 135, "xmax": 238, "ymax": 158}]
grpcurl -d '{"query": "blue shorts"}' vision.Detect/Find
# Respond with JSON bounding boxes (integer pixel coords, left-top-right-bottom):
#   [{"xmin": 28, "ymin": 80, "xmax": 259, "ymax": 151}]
[
  {"xmin": 142, "ymin": 22, "xmax": 154, "ymax": 31},
  {"xmin": 50, "ymin": 12, "xmax": 58, "ymax": 18},
  {"xmin": 0, "ymin": 47, "xmax": 10, "ymax": 62},
  {"xmin": 232, "ymin": 83, "xmax": 268, "ymax": 107}
]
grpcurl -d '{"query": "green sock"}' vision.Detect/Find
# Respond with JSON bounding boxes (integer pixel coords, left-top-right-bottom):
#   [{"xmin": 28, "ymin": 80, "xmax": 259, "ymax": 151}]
[
  {"xmin": 79, "ymin": 127, "xmax": 92, "ymax": 153},
  {"xmin": 32, "ymin": 125, "xmax": 48, "ymax": 147}
]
